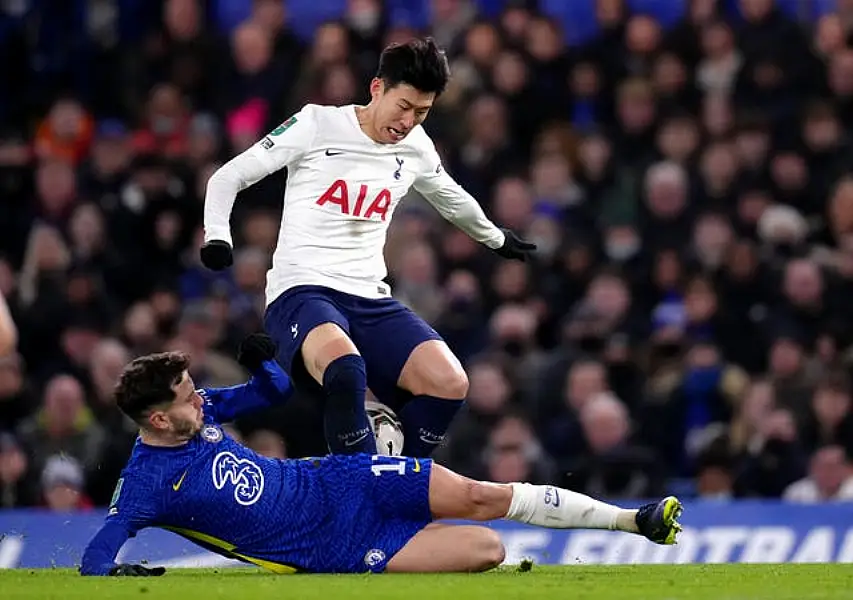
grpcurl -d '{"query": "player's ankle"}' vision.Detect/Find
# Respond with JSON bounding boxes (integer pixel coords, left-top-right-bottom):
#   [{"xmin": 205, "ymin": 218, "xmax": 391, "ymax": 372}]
[{"xmin": 615, "ymin": 509, "xmax": 640, "ymax": 534}]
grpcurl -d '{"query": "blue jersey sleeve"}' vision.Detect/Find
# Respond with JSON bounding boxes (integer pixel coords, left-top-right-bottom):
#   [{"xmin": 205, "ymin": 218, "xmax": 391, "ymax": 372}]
[
  {"xmin": 80, "ymin": 474, "xmax": 159, "ymax": 576},
  {"xmin": 201, "ymin": 359, "xmax": 294, "ymax": 424}
]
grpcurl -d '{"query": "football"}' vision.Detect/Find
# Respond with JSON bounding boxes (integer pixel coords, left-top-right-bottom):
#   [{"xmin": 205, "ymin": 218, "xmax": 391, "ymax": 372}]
[{"xmin": 366, "ymin": 399, "xmax": 404, "ymax": 456}]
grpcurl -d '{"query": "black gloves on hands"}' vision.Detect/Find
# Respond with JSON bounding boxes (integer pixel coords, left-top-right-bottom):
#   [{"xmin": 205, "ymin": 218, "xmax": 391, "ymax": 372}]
[
  {"xmin": 492, "ymin": 228, "xmax": 537, "ymax": 261},
  {"xmin": 109, "ymin": 564, "xmax": 166, "ymax": 577},
  {"xmin": 200, "ymin": 239, "xmax": 233, "ymax": 271},
  {"xmin": 237, "ymin": 333, "xmax": 278, "ymax": 372}
]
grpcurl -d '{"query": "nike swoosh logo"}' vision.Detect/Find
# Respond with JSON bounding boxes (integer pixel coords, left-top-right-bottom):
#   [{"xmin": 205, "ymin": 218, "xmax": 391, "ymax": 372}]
[
  {"xmin": 344, "ymin": 432, "xmax": 369, "ymax": 447},
  {"xmin": 413, "ymin": 459, "xmax": 421, "ymax": 473},
  {"xmin": 172, "ymin": 470, "xmax": 188, "ymax": 491},
  {"xmin": 325, "ymin": 149, "xmax": 343, "ymax": 156}
]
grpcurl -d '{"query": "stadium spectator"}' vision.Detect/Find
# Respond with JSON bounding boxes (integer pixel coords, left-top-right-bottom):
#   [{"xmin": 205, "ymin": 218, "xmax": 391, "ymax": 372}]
[
  {"xmin": 40, "ymin": 454, "xmax": 94, "ymax": 511},
  {"xmin": 782, "ymin": 444, "xmax": 853, "ymax": 502},
  {"xmin": 3, "ymin": 0, "xmax": 853, "ymax": 505}
]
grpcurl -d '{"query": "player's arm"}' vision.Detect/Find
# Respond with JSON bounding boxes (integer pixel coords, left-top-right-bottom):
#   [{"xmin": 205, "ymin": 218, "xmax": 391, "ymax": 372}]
[
  {"xmin": 201, "ymin": 333, "xmax": 294, "ymax": 424},
  {"xmin": 412, "ymin": 139, "xmax": 536, "ymax": 261},
  {"xmin": 201, "ymin": 105, "xmax": 319, "ymax": 270},
  {"xmin": 0, "ymin": 292, "xmax": 17, "ymax": 356},
  {"xmin": 80, "ymin": 477, "xmax": 163, "ymax": 577}
]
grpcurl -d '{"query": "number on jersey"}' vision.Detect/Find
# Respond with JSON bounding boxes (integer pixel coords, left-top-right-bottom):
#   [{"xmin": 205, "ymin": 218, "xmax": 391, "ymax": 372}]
[{"xmin": 371, "ymin": 455, "xmax": 407, "ymax": 476}]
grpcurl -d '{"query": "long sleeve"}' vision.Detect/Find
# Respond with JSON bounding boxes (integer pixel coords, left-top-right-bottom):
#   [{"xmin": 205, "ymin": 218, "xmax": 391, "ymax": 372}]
[
  {"xmin": 80, "ymin": 474, "xmax": 154, "ymax": 576},
  {"xmin": 203, "ymin": 105, "xmax": 319, "ymax": 246},
  {"xmin": 80, "ymin": 520, "xmax": 133, "ymax": 576},
  {"xmin": 201, "ymin": 359, "xmax": 295, "ymax": 424},
  {"xmin": 412, "ymin": 139, "xmax": 505, "ymax": 249}
]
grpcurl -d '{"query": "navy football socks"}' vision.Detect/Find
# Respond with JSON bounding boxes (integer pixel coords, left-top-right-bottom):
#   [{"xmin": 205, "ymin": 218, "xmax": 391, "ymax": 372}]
[
  {"xmin": 322, "ymin": 354, "xmax": 377, "ymax": 455},
  {"xmin": 399, "ymin": 395, "xmax": 464, "ymax": 457}
]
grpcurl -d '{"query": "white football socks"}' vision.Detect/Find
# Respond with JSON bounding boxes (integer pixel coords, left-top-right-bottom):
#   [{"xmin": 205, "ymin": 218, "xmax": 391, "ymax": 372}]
[{"xmin": 504, "ymin": 482, "xmax": 638, "ymax": 533}]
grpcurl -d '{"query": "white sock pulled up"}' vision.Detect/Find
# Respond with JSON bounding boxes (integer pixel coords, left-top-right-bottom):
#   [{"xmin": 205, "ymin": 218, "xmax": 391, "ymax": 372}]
[{"xmin": 504, "ymin": 482, "xmax": 633, "ymax": 531}]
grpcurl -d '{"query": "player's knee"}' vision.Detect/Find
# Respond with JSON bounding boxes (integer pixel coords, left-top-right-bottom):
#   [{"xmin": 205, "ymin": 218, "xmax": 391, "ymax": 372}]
[
  {"xmin": 429, "ymin": 366, "xmax": 468, "ymax": 400},
  {"xmin": 474, "ymin": 529, "xmax": 506, "ymax": 571},
  {"xmin": 302, "ymin": 323, "xmax": 359, "ymax": 382}
]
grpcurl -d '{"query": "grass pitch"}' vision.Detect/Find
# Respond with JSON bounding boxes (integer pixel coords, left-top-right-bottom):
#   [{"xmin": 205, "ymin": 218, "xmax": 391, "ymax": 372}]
[{"xmin": 2, "ymin": 564, "xmax": 851, "ymax": 600}]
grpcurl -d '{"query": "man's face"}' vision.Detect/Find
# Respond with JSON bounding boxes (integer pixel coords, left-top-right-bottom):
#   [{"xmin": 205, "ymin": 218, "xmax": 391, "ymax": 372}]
[
  {"xmin": 150, "ymin": 370, "xmax": 204, "ymax": 439},
  {"xmin": 370, "ymin": 79, "xmax": 435, "ymax": 143}
]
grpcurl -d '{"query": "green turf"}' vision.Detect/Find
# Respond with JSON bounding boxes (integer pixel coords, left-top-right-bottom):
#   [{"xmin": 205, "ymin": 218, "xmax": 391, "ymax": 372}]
[{"xmin": 2, "ymin": 565, "xmax": 852, "ymax": 600}]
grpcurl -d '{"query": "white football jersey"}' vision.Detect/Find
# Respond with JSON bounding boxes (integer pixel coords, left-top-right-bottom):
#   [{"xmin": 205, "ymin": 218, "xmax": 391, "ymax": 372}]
[{"xmin": 204, "ymin": 104, "xmax": 505, "ymax": 304}]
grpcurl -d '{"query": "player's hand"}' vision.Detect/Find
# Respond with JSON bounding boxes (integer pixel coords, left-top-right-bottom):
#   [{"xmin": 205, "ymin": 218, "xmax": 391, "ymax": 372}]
[
  {"xmin": 200, "ymin": 239, "xmax": 233, "ymax": 271},
  {"xmin": 238, "ymin": 332, "xmax": 277, "ymax": 372},
  {"xmin": 492, "ymin": 229, "xmax": 537, "ymax": 261},
  {"xmin": 109, "ymin": 564, "xmax": 166, "ymax": 577}
]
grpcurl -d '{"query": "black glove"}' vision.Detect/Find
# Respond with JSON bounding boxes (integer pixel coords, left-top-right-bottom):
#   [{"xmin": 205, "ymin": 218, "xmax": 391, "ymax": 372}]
[
  {"xmin": 237, "ymin": 333, "xmax": 277, "ymax": 372},
  {"xmin": 109, "ymin": 564, "xmax": 166, "ymax": 577},
  {"xmin": 200, "ymin": 239, "xmax": 234, "ymax": 271},
  {"xmin": 492, "ymin": 228, "xmax": 537, "ymax": 261}
]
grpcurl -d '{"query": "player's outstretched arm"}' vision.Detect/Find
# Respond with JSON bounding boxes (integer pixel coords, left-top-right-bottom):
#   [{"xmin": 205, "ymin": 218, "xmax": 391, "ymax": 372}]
[
  {"xmin": 80, "ymin": 521, "xmax": 164, "ymax": 576},
  {"xmin": 81, "ymin": 475, "xmax": 162, "ymax": 576},
  {"xmin": 412, "ymin": 145, "xmax": 536, "ymax": 262},
  {"xmin": 201, "ymin": 105, "xmax": 319, "ymax": 270},
  {"xmin": 201, "ymin": 333, "xmax": 294, "ymax": 423}
]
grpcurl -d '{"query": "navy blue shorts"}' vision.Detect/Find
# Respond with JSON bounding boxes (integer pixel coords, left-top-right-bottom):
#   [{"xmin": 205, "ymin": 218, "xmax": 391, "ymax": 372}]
[
  {"xmin": 316, "ymin": 454, "xmax": 434, "ymax": 573},
  {"xmin": 263, "ymin": 285, "xmax": 443, "ymax": 409}
]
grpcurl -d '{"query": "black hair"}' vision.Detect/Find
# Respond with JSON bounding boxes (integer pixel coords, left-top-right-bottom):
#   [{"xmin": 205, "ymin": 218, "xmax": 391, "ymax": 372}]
[
  {"xmin": 114, "ymin": 351, "xmax": 190, "ymax": 424},
  {"xmin": 376, "ymin": 37, "xmax": 450, "ymax": 96}
]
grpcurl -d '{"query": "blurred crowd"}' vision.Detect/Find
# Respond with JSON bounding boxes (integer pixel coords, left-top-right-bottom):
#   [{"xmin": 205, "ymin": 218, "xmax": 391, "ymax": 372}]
[{"xmin": 3, "ymin": 0, "xmax": 853, "ymax": 512}]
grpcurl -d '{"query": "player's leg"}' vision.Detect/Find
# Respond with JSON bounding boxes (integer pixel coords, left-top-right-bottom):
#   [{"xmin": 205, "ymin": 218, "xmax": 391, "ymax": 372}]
[
  {"xmin": 396, "ymin": 340, "xmax": 468, "ymax": 457},
  {"xmin": 264, "ymin": 287, "xmax": 376, "ymax": 454},
  {"xmin": 350, "ymin": 298, "xmax": 466, "ymax": 457},
  {"xmin": 385, "ymin": 463, "xmax": 682, "ymax": 573},
  {"xmin": 385, "ymin": 524, "xmax": 505, "ymax": 573},
  {"xmin": 427, "ymin": 463, "xmax": 682, "ymax": 542}
]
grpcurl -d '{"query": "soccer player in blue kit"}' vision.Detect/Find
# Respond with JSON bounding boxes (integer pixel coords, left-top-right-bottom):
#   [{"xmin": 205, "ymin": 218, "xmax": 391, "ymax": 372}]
[{"xmin": 80, "ymin": 335, "xmax": 683, "ymax": 576}]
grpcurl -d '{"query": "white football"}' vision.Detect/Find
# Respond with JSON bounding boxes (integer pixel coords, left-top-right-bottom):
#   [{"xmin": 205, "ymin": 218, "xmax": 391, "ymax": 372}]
[{"xmin": 366, "ymin": 399, "xmax": 404, "ymax": 456}]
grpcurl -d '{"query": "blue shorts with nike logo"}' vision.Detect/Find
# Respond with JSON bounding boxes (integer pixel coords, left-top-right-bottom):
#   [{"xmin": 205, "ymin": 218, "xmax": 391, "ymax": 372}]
[
  {"xmin": 263, "ymin": 285, "xmax": 443, "ymax": 410},
  {"xmin": 308, "ymin": 453, "xmax": 434, "ymax": 572}
]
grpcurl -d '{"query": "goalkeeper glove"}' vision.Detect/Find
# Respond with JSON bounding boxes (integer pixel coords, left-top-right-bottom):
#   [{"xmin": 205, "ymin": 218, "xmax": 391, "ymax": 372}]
[
  {"xmin": 109, "ymin": 564, "xmax": 166, "ymax": 577},
  {"xmin": 200, "ymin": 240, "xmax": 233, "ymax": 271},
  {"xmin": 492, "ymin": 229, "xmax": 537, "ymax": 261},
  {"xmin": 237, "ymin": 333, "xmax": 278, "ymax": 372}
]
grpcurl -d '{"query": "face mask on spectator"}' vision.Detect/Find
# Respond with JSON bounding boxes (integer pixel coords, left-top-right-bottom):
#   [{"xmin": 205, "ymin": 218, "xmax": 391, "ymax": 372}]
[
  {"xmin": 605, "ymin": 241, "xmax": 640, "ymax": 261},
  {"xmin": 348, "ymin": 9, "xmax": 381, "ymax": 34},
  {"xmin": 501, "ymin": 338, "xmax": 526, "ymax": 357},
  {"xmin": 773, "ymin": 240, "xmax": 805, "ymax": 259},
  {"xmin": 152, "ymin": 116, "xmax": 177, "ymax": 136}
]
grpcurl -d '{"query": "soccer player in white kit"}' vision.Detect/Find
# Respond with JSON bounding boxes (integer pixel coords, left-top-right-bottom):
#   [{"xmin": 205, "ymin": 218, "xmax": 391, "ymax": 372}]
[{"xmin": 200, "ymin": 38, "xmax": 535, "ymax": 457}]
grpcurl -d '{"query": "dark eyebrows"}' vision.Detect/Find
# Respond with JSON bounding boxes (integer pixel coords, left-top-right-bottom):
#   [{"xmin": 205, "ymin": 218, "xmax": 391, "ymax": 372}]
[{"xmin": 399, "ymin": 99, "xmax": 431, "ymax": 112}]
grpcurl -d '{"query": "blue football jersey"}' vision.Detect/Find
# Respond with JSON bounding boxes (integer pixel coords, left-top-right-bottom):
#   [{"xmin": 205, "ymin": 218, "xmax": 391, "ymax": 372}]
[{"xmin": 79, "ymin": 359, "xmax": 434, "ymax": 575}]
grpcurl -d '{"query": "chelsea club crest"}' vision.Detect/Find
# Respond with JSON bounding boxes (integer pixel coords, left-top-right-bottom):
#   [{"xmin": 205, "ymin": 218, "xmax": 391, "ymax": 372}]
[
  {"xmin": 364, "ymin": 548, "xmax": 386, "ymax": 569},
  {"xmin": 202, "ymin": 425, "xmax": 223, "ymax": 443}
]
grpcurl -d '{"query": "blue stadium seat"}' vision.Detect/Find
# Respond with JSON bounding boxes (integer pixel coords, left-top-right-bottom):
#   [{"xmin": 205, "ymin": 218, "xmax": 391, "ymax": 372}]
[
  {"xmin": 286, "ymin": 0, "xmax": 348, "ymax": 41},
  {"xmin": 813, "ymin": 0, "xmax": 838, "ymax": 18},
  {"xmin": 540, "ymin": 0, "xmax": 600, "ymax": 46},
  {"xmin": 474, "ymin": 0, "xmax": 507, "ymax": 18},
  {"xmin": 212, "ymin": 0, "xmax": 254, "ymax": 33},
  {"xmin": 386, "ymin": 0, "xmax": 430, "ymax": 29},
  {"xmin": 210, "ymin": 0, "xmax": 832, "ymax": 45},
  {"xmin": 628, "ymin": 0, "xmax": 685, "ymax": 26}
]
